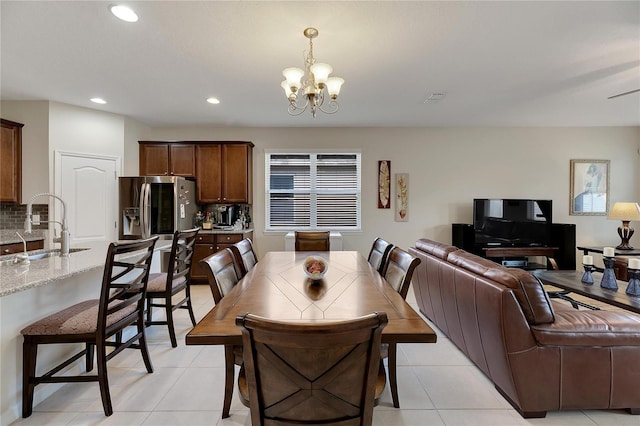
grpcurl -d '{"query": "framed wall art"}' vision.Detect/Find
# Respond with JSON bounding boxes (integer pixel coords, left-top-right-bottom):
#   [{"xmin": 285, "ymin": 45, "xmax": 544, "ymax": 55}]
[
  {"xmin": 378, "ymin": 160, "xmax": 390, "ymax": 208},
  {"xmin": 395, "ymin": 173, "xmax": 409, "ymax": 222},
  {"xmin": 570, "ymin": 159, "xmax": 610, "ymax": 216}
]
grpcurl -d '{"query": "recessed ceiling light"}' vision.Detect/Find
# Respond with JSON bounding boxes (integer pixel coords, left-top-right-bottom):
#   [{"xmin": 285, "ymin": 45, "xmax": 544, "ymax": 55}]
[
  {"xmin": 206, "ymin": 97, "xmax": 220, "ymax": 105},
  {"xmin": 110, "ymin": 4, "xmax": 138, "ymax": 22},
  {"xmin": 91, "ymin": 98, "xmax": 107, "ymax": 104}
]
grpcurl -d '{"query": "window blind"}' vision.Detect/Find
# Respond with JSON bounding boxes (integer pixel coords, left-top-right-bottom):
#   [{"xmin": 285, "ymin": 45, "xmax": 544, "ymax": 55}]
[{"xmin": 266, "ymin": 152, "xmax": 361, "ymax": 231}]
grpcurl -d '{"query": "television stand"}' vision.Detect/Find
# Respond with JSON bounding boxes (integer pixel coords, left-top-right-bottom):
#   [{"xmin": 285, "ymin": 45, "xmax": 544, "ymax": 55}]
[
  {"xmin": 482, "ymin": 247, "xmax": 560, "ymax": 271},
  {"xmin": 452, "ymin": 223, "xmax": 576, "ymax": 270}
]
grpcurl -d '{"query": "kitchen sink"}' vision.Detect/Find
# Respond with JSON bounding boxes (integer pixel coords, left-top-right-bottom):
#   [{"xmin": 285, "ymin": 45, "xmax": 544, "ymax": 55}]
[{"xmin": 1, "ymin": 248, "xmax": 89, "ymax": 264}]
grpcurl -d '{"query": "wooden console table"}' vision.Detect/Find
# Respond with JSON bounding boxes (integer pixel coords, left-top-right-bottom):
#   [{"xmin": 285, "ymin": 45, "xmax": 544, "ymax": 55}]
[{"xmin": 483, "ymin": 246, "xmax": 559, "ymax": 270}]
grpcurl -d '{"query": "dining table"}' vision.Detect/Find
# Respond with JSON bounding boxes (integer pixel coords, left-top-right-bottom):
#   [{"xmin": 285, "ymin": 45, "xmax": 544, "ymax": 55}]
[{"xmin": 186, "ymin": 250, "xmax": 437, "ymax": 346}]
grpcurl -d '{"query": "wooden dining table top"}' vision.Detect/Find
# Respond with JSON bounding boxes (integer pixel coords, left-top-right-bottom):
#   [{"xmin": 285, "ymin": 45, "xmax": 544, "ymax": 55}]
[{"xmin": 186, "ymin": 251, "xmax": 437, "ymax": 346}]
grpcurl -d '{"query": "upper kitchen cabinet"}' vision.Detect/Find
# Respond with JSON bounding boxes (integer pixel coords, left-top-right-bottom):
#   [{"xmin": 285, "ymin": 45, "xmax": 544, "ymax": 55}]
[
  {"xmin": 0, "ymin": 119, "xmax": 24, "ymax": 204},
  {"xmin": 196, "ymin": 142, "xmax": 253, "ymax": 204},
  {"xmin": 139, "ymin": 142, "xmax": 195, "ymax": 177}
]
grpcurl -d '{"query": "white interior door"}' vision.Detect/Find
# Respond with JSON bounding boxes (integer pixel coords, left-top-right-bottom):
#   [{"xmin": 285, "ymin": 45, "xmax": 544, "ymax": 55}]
[{"xmin": 55, "ymin": 151, "xmax": 120, "ymax": 244}]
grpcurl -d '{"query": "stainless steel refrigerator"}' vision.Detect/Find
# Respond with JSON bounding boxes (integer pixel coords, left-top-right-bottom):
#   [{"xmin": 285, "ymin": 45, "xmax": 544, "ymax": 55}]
[{"xmin": 118, "ymin": 176, "xmax": 197, "ymax": 239}]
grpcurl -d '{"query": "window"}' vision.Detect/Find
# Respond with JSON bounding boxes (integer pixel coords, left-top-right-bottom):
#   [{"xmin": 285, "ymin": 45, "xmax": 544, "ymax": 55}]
[{"xmin": 265, "ymin": 152, "xmax": 361, "ymax": 231}]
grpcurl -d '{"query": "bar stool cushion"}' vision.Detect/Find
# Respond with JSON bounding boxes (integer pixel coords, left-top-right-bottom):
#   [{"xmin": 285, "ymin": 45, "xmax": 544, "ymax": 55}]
[
  {"xmin": 21, "ymin": 300, "xmax": 136, "ymax": 336},
  {"xmin": 146, "ymin": 272, "xmax": 187, "ymax": 293}
]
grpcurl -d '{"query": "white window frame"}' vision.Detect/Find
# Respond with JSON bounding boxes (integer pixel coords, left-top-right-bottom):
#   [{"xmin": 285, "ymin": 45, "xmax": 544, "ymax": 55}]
[{"xmin": 265, "ymin": 150, "xmax": 362, "ymax": 232}]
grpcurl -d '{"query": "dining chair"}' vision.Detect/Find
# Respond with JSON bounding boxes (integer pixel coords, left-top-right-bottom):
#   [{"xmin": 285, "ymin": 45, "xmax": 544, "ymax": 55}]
[
  {"xmin": 236, "ymin": 312, "xmax": 388, "ymax": 426},
  {"xmin": 230, "ymin": 238, "xmax": 258, "ymax": 277},
  {"xmin": 200, "ymin": 247, "xmax": 245, "ymax": 418},
  {"xmin": 380, "ymin": 246, "xmax": 421, "ymax": 408},
  {"xmin": 367, "ymin": 237, "xmax": 394, "ymax": 274},
  {"xmin": 145, "ymin": 227, "xmax": 199, "ymax": 347},
  {"xmin": 21, "ymin": 236, "xmax": 158, "ymax": 417},
  {"xmin": 294, "ymin": 231, "xmax": 330, "ymax": 251}
]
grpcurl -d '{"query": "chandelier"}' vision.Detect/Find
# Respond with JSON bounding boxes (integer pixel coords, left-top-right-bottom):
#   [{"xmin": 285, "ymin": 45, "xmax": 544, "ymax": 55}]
[{"xmin": 281, "ymin": 28, "xmax": 344, "ymax": 118}]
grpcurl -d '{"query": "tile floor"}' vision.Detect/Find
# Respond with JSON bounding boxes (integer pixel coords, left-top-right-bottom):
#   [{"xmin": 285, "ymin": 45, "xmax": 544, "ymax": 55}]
[{"xmin": 12, "ymin": 285, "xmax": 640, "ymax": 426}]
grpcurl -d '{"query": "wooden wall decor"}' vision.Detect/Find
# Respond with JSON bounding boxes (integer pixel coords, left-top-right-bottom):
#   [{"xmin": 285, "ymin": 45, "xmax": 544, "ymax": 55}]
[
  {"xmin": 378, "ymin": 160, "xmax": 390, "ymax": 209},
  {"xmin": 395, "ymin": 173, "xmax": 409, "ymax": 222}
]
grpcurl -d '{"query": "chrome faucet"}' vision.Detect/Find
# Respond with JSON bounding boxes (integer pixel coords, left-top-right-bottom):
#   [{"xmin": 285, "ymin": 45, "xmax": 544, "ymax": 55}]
[
  {"xmin": 25, "ymin": 193, "xmax": 70, "ymax": 256},
  {"xmin": 14, "ymin": 231, "xmax": 30, "ymax": 264}
]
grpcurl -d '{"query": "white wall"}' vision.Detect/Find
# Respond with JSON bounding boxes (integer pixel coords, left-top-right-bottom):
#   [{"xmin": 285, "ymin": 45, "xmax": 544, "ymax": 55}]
[
  {"xmin": 123, "ymin": 117, "xmax": 151, "ymax": 175},
  {"xmin": 0, "ymin": 101, "xmax": 49, "ymax": 200},
  {"xmin": 147, "ymin": 126, "xmax": 640, "ymax": 262},
  {"xmin": 48, "ymin": 102, "xmax": 125, "ymax": 184}
]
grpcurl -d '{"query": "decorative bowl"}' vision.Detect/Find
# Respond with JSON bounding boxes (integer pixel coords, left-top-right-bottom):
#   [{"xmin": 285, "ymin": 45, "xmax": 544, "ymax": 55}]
[{"xmin": 303, "ymin": 255, "xmax": 329, "ymax": 280}]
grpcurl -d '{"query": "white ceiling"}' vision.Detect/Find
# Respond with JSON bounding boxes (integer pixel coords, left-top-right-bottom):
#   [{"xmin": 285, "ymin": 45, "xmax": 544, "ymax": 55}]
[{"xmin": 1, "ymin": 1, "xmax": 639, "ymax": 128}]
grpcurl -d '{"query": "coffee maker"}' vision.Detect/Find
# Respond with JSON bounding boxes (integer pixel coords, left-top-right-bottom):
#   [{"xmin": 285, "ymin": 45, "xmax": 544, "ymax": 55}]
[{"xmin": 220, "ymin": 205, "xmax": 237, "ymax": 226}]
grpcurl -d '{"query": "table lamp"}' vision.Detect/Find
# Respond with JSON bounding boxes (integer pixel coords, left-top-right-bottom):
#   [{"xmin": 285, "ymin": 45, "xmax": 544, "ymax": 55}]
[{"xmin": 607, "ymin": 202, "xmax": 640, "ymax": 250}]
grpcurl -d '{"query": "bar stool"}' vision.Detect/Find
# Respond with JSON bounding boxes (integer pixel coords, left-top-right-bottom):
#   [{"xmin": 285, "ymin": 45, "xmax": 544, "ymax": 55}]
[{"xmin": 21, "ymin": 236, "xmax": 158, "ymax": 417}]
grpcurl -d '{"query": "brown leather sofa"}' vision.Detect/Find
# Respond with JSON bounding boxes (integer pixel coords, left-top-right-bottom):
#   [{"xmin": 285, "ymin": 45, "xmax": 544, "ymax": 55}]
[{"xmin": 409, "ymin": 238, "xmax": 640, "ymax": 418}]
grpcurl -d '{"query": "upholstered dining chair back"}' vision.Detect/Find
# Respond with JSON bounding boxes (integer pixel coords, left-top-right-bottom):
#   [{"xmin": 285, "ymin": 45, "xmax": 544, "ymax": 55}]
[
  {"xmin": 145, "ymin": 227, "xmax": 199, "ymax": 347},
  {"xmin": 200, "ymin": 248, "xmax": 242, "ymax": 304},
  {"xmin": 294, "ymin": 231, "xmax": 330, "ymax": 251},
  {"xmin": 21, "ymin": 236, "xmax": 159, "ymax": 418},
  {"xmin": 382, "ymin": 247, "xmax": 421, "ymax": 300},
  {"xmin": 230, "ymin": 238, "xmax": 258, "ymax": 277},
  {"xmin": 236, "ymin": 312, "xmax": 388, "ymax": 426},
  {"xmin": 367, "ymin": 237, "xmax": 394, "ymax": 274}
]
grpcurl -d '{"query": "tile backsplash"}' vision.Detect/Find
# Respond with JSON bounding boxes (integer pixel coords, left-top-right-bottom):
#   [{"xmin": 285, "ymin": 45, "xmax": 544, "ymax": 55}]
[{"xmin": 0, "ymin": 203, "xmax": 48, "ymax": 230}]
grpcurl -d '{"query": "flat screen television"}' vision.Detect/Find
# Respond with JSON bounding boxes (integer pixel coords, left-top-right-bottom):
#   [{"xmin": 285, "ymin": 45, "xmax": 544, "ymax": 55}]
[{"xmin": 473, "ymin": 199, "xmax": 552, "ymax": 247}]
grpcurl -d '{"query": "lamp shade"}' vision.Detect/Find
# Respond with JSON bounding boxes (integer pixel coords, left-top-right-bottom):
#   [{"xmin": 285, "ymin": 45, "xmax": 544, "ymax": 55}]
[
  {"xmin": 326, "ymin": 77, "xmax": 344, "ymax": 97},
  {"xmin": 310, "ymin": 63, "xmax": 333, "ymax": 85},
  {"xmin": 607, "ymin": 202, "xmax": 640, "ymax": 221},
  {"xmin": 281, "ymin": 80, "xmax": 293, "ymax": 97},
  {"xmin": 282, "ymin": 67, "xmax": 304, "ymax": 89}
]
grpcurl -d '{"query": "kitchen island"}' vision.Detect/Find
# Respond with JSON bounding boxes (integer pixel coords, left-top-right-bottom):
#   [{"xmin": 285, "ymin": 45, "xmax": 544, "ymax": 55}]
[{"xmin": 0, "ymin": 238, "xmax": 171, "ymax": 426}]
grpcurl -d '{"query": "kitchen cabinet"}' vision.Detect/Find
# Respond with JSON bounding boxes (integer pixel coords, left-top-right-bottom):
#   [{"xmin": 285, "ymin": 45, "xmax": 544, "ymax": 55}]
[
  {"xmin": 139, "ymin": 142, "xmax": 195, "ymax": 177},
  {"xmin": 196, "ymin": 142, "xmax": 253, "ymax": 204},
  {"xmin": 0, "ymin": 119, "xmax": 24, "ymax": 204},
  {"xmin": 1, "ymin": 239, "xmax": 44, "ymax": 255},
  {"xmin": 191, "ymin": 231, "xmax": 253, "ymax": 283}
]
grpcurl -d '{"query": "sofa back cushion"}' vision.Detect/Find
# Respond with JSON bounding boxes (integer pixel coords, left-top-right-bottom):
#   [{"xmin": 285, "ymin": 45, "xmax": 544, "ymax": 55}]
[
  {"xmin": 415, "ymin": 239, "xmax": 459, "ymax": 260},
  {"xmin": 448, "ymin": 250, "xmax": 555, "ymax": 325}
]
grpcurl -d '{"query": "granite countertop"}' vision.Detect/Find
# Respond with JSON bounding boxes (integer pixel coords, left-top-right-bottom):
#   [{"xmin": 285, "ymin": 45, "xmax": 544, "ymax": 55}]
[
  {"xmin": 198, "ymin": 227, "xmax": 253, "ymax": 235},
  {"xmin": 0, "ymin": 229, "xmax": 47, "ymax": 245},
  {"xmin": 0, "ymin": 239, "xmax": 172, "ymax": 298}
]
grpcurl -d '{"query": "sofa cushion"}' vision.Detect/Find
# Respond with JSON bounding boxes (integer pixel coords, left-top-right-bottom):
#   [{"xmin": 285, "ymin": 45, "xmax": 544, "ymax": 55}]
[
  {"xmin": 448, "ymin": 250, "xmax": 555, "ymax": 325},
  {"xmin": 532, "ymin": 310, "xmax": 640, "ymax": 346},
  {"xmin": 415, "ymin": 239, "xmax": 459, "ymax": 260}
]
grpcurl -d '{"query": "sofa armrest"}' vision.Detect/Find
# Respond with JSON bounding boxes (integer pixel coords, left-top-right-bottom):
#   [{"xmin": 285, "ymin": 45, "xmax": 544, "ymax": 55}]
[{"xmin": 531, "ymin": 310, "xmax": 640, "ymax": 346}]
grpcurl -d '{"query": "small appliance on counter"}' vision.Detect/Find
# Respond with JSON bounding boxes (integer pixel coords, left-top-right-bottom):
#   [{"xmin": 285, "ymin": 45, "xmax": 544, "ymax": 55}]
[{"xmin": 219, "ymin": 205, "xmax": 237, "ymax": 226}]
